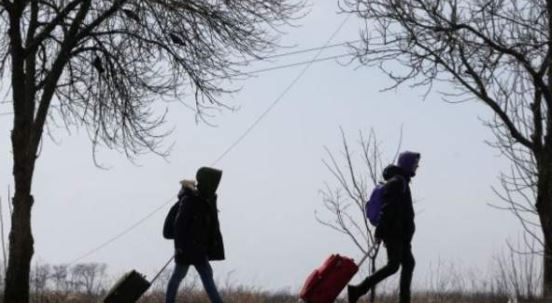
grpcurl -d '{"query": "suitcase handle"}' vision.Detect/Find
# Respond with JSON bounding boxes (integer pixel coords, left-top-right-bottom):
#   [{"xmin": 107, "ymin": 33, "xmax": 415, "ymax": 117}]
[{"xmin": 150, "ymin": 256, "xmax": 175, "ymax": 284}]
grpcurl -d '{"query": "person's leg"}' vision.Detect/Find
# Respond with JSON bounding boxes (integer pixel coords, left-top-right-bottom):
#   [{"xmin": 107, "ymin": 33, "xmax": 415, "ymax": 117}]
[
  {"xmin": 348, "ymin": 239, "xmax": 403, "ymax": 303},
  {"xmin": 194, "ymin": 258, "xmax": 224, "ymax": 303},
  {"xmin": 399, "ymin": 242, "xmax": 415, "ymax": 303},
  {"xmin": 165, "ymin": 263, "xmax": 190, "ymax": 303}
]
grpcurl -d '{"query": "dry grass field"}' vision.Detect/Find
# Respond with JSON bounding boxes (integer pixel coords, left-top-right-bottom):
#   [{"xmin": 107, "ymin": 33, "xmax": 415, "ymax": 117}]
[
  {"xmin": 15, "ymin": 253, "xmax": 549, "ymax": 303},
  {"xmin": 24, "ymin": 290, "xmax": 517, "ymax": 303}
]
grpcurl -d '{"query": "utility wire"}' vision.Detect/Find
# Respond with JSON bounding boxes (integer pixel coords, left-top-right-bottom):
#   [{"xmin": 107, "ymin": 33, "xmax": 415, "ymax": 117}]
[
  {"xmin": 69, "ymin": 195, "xmax": 176, "ymax": 265},
  {"xmin": 0, "ymin": 42, "xmax": 359, "ymax": 116},
  {"xmin": 224, "ymin": 53, "xmax": 354, "ymax": 79},
  {"xmin": 212, "ymin": 16, "xmax": 352, "ymax": 166},
  {"xmin": 56, "ymin": 16, "xmax": 354, "ymax": 264},
  {"xmin": 0, "ymin": 53, "xmax": 354, "ymax": 117},
  {"xmin": 247, "ymin": 39, "xmax": 360, "ymax": 62}
]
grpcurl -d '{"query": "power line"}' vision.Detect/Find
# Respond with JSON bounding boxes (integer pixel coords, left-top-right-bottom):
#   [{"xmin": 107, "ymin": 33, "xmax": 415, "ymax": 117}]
[
  {"xmin": 0, "ymin": 53, "xmax": 355, "ymax": 117},
  {"xmin": 69, "ymin": 195, "xmax": 176, "ymax": 265},
  {"xmin": 212, "ymin": 16, "xmax": 352, "ymax": 166},
  {"xmin": 0, "ymin": 40, "xmax": 362, "ymax": 116},
  {"xmin": 225, "ymin": 53, "xmax": 354, "ymax": 79},
  {"xmin": 68, "ymin": 16, "xmax": 353, "ymax": 264},
  {"xmin": 249, "ymin": 39, "xmax": 360, "ymax": 62}
]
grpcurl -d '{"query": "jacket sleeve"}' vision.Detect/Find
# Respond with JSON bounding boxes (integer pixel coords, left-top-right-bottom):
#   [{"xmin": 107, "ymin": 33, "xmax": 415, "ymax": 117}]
[
  {"xmin": 375, "ymin": 177, "xmax": 403, "ymax": 239},
  {"xmin": 174, "ymin": 195, "xmax": 193, "ymax": 250}
]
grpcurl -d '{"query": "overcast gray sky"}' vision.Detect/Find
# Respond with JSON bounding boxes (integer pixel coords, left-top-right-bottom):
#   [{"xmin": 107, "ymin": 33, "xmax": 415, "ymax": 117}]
[{"xmin": 0, "ymin": 2, "xmax": 527, "ymax": 293}]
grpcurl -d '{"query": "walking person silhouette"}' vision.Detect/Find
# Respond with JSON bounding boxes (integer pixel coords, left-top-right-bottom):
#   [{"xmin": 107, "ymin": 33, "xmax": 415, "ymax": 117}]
[
  {"xmin": 165, "ymin": 167, "xmax": 225, "ymax": 303},
  {"xmin": 348, "ymin": 152, "xmax": 421, "ymax": 303}
]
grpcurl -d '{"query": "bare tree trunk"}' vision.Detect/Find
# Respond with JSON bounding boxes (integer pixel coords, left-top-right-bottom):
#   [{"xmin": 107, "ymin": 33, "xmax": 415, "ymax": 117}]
[
  {"xmin": 537, "ymin": 162, "xmax": 552, "ymax": 298},
  {"xmin": 5, "ymin": 44, "xmax": 37, "ymax": 302},
  {"xmin": 4, "ymin": 186, "xmax": 34, "ymax": 303},
  {"xmin": 5, "ymin": 128, "xmax": 36, "ymax": 303},
  {"xmin": 3, "ymin": 3, "xmax": 39, "ymax": 299},
  {"xmin": 540, "ymin": 196, "xmax": 552, "ymax": 298},
  {"xmin": 544, "ymin": 239, "xmax": 552, "ymax": 298},
  {"xmin": 545, "ymin": 1, "xmax": 552, "ymax": 296},
  {"xmin": 5, "ymin": 109, "xmax": 39, "ymax": 303}
]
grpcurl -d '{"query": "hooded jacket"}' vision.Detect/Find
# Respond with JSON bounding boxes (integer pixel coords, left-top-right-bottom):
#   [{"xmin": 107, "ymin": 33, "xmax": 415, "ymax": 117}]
[
  {"xmin": 398, "ymin": 151, "xmax": 421, "ymax": 177},
  {"xmin": 375, "ymin": 165, "xmax": 415, "ymax": 241},
  {"xmin": 174, "ymin": 167, "xmax": 225, "ymax": 264}
]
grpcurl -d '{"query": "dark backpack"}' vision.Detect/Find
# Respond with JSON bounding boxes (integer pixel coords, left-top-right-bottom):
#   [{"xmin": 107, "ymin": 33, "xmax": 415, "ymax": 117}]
[
  {"xmin": 162, "ymin": 201, "xmax": 179, "ymax": 239},
  {"xmin": 364, "ymin": 176, "xmax": 407, "ymax": 226}
]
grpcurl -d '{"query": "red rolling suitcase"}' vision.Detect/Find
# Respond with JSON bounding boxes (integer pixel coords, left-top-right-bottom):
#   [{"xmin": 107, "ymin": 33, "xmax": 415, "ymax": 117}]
[
  {"xmin": 299, "ymin": 246, "xmax": 378, "ymax": 303},
  {"xmin": 300, "ymin": 254, "xmax": 358, "ymax": 303}
]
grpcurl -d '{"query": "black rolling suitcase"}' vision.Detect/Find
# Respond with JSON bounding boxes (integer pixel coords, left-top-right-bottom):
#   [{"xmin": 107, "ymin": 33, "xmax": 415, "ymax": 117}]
[
  {"xmin": 103, "ymin": 257, "xmax": 173, "ymax": 303},
  {"xmin": 103, "ymin": 270, "xmax": 150, "ymax": 303}
]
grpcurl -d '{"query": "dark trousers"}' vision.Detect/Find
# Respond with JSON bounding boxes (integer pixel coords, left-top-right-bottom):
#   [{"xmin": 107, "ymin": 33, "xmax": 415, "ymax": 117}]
[
  {"xmin": 357, "ymin": 238, "xmax": 415, "ymax": 303},
  {"xmin": 165, "ymin": 257, "xmax": 224, "ymax": 303}
]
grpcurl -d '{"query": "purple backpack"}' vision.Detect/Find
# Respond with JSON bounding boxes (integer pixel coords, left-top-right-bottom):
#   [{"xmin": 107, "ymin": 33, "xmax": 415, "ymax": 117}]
[
  {"xmin": 365, "ymin": 177, "xmax": 406, "ymax": 226},
  {"xmin": 365, "ymin": 183, "xmax": 386, "ymax": 226}
]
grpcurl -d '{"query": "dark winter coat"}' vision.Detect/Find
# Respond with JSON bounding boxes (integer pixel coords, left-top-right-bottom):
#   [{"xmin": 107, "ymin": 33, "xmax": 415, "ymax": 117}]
[
  {"xmin": 174, "ymin": 168, "xmax": 225, "ymax": 264},
  {"xmin": 374, "ymin": 165, "xmax": 415, "ymax": 242}
]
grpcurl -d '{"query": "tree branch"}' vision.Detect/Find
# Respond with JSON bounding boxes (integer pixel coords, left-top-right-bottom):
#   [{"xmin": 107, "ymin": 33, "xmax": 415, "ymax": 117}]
[
  {"xmin": 76, "ymin": 0, "xmax": 128, "ymax": 40},
  {"xmin": 31, "ymin": 0, "xmax": 91, "ymax": 152},
  {"xmin": 456, "ymin": 42, "xmax": 535, "ymax": 150},
  {"xmin": 25, "ymin": 0, "xmax": 86, "ymax": 54}
]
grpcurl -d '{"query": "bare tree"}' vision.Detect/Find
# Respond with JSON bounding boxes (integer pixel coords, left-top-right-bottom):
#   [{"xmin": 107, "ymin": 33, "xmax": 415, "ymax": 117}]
[
  {"xmin": 71, "ymin": 262, "xmax": 107, "ymax": 296},
  {"xmin": 340, "ymin": 0, "xmax": 552, "ymax": 298},
  {"xmin": 30, "ymin": 262, "xmax": 51, "ymax": 300},
  {"xmin": 318, "ymin": 127, "xmax": 401, "ymax": 302},
  {"xmin": 495, "ymin": 240, "xmax": 543, "ymax": 301},
  {"xmin": 0, "ymin": 1, "xmax": 303, "ymax": 302},
  {"xmin": 51, "ymin": 264, "xmax": 71, "ymax": 298}
]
